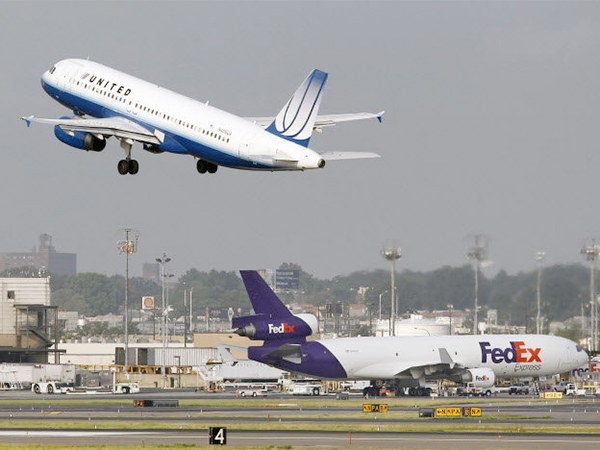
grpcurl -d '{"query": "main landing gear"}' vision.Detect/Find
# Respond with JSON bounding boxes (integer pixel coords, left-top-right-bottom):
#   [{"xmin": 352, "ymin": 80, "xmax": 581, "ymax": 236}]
[
  {"xmin": 117, "ymin": 159, "xmax": 139, "ymax": 175},
  {"xmin": 197, "ymin": 159, "xmax": 218, "ymax": 174},
  {"xmin": 117, "ymin": 139, "xmax": 139, "ymax": 175}
]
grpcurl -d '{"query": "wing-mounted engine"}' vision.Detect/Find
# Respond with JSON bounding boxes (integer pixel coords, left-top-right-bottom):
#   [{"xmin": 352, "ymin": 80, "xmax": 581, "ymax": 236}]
[
  {"xmin": 458, "ymin": 367, "xmax": 495, "ymax": 387},
  {"xmin": 54, "ymin": 117, "xmax": 105, "ymax": 151},
  {"xmin": 233, "ymin": 313, "xmax": 317, "ymax": 342}
]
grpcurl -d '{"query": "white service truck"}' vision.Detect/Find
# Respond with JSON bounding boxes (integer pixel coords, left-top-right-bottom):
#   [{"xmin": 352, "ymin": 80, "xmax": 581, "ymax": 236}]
[{"xmin": 32, "ymin": 381, "xmax": 139, "ymax": 395}]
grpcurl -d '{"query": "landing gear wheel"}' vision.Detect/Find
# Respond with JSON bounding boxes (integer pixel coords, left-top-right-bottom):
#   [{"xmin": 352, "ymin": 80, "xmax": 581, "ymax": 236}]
[
  {"xmin": 118, "ymin": 159, "xmax": 130, "ymax": 175},
  {"xmin": 197, "ymin": 160, "xmax": 208, "ymax": 174},
  {"xmin": 207, "ymin": 163, "xmax": 218, "ymax": 174},
  {"xmin": 128, "ymin": 159, "xmax": 139, "ymax": 175}
]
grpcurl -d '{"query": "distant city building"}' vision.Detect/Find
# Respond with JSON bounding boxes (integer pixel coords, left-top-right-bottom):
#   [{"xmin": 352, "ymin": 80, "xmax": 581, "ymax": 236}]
[
  {"xmin": 57, "ymin": 311, "xmax": 80, "ymax": 331},
  {"xmin": 143, "ymin": 263, "xmax": 160, "ymax": 283},
  {"xmin": 0, "ymin": 277, "xmax": 60, "ymax": 363},
  {"xmin": 0, "ymin": 234, "xmax": 76, "ymax": 276}
]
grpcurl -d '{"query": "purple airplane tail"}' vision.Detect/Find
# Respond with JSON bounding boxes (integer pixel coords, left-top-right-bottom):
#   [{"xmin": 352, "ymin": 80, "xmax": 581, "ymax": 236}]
[
  {"xmin": 239, "ymin": 270, "xmax": 291, "ymax": 318},
  {"xmin": 234, "ymin": 270, "xmax": 316, "ymax": 342}
]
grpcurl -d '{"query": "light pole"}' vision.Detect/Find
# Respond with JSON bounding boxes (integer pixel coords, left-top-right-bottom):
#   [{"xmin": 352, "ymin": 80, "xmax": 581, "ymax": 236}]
[
  {"xmin": 378, "ymin": 290, "xmax": 388, "ymax": 321},
  {"xmin": 466, "ymin": 235, "xmax": 488, "ymax": 335},
  {"xmin": 189, "ymin": 287, "xmax": 194, "ymax": 335},
  {"xmin": 581, "ymin": 241, "xmax": 600, "ymax": 351},
  {"xmin": 535, "ymin": 251, "xmax": 545, "ymax": 334},
  {"xmin": 117, "ymin": 229, "xmax": 138, "ymax": 370},
  {"xmin": 382, "ymin": 243, "xmax": 401, "ymax": 337},
  {"xmin": 156, "ymin": 253, "xmax": 171, "ymax": 381},
  {"xmin": 174, "ymin": 355, "xmax": 181, "ymax": 388},
  {"xmin": 447, "ymin": 303, "xmax": 454, "ymax": 335}
]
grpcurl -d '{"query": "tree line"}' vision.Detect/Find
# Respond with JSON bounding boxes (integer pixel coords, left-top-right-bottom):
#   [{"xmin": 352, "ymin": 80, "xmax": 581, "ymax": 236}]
[{"xmin": 0, "ymin": 263, "xmax": 592, "ymax": 328}]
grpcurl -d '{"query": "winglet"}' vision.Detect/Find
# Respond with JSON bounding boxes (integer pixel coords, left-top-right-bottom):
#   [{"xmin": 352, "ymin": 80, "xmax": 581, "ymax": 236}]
[{"xmin": 22, "ymin": 115, "xmax": 35, "ymax": 127}]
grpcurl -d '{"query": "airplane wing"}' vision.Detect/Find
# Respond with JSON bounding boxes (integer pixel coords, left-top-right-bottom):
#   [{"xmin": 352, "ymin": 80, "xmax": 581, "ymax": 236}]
[
  {"xmin": 246, "ymin": 111, "xmax": 385, "ymax": 130},
  {"xmin": 21, "ymin": 115, "xmax": 161, "ymax": 145},
  {"xmin": 393, "ymin": 348, "xmax": 465, "ymax": 379}
]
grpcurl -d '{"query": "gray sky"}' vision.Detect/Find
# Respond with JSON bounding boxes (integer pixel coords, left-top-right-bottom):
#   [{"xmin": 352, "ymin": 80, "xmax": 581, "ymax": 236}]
[{"xmin": 2, "ymin": 1, "xmax": 600, "ymax": 279}]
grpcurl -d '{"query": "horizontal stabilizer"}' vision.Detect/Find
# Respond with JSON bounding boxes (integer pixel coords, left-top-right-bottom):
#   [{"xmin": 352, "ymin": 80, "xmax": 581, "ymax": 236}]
[
  {"xmin": 247, "ymin": 110, "xmax": 385, "ymax": 130},
  {"xmin": 320, "ymin": 152, "xmax": 381, "ymax": 160}
]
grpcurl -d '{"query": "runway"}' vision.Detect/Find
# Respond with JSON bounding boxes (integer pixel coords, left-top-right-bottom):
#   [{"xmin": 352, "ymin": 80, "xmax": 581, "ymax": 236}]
[
  {"xmin": 0, "ymin": 429, "xmax": 599, "ymax": 449},
  {"xmin": 1, "ymin": 389, "xmax": 600, "ymax": 448}
]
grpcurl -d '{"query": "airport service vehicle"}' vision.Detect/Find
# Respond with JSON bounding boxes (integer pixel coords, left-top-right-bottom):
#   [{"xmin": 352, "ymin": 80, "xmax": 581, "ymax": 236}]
[
  {"xmin": 233, "ymin": 270, "xmax": 589, "ymax": 397},
  {"xmin": 290, "ymin": 382, "xmax": 323, "ymax": 396},
  {"xmin": 236, "ymin": 388, "xmax": 267, "ymax": 398},
  {"xmin": 551, "ymin": 381, "xmax": 572, "ymax": 393},
  {"xmin": 563, "ymin": 383, "xmax": 586, "ymax": 397},
  {"xmin": 32, "ymin": 381, "xmax": 139, "ymax": 395},
  {"xmin": 457, "ymin": 382, "xmax": 499, "ymax": 397},
  {"xmin": 31, "ymin": 381, "xmax": 73, "ymax": 394},
  {"xmin": 23, "ymin": 59, "xmax": 383, "ymax": 175},
  {"xmin": 508, "ymin": 383, "xmax": 530, "ymax": 395}
]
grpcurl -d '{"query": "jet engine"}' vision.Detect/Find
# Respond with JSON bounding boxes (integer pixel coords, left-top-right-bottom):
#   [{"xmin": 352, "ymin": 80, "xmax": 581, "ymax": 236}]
[
  {"xmin": 459, "ymin": 367, "xmax": 495, "ymax": 387},
  {"xmin": 233, "ymin": 313, "xmax": 318, "ymax": 342},
  {"xmin": 54, "ymin": 125, "xmax": 106, "ymax": 152}
]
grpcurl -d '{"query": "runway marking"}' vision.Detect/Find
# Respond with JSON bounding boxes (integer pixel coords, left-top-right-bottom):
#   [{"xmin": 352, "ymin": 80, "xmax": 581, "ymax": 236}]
[
  {"xmin": 234, "ymin": 435, "xmax": 600, "ymax": 445},
  {"xmin": 0, "ymin": 431, "xmax": 159, "ymax": 437}
]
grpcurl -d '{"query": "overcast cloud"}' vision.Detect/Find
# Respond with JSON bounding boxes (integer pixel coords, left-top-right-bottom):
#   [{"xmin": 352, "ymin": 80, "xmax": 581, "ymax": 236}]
[{"xmin": 1, "ymin": 1, "xmax": 600, "ymax": 279}]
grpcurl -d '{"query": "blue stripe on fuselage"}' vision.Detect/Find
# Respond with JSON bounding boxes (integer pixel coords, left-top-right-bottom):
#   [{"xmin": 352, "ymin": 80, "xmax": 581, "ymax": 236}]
[{"xmin": 41, "ymin": 80, "xmax": 276, "ymax": 170}]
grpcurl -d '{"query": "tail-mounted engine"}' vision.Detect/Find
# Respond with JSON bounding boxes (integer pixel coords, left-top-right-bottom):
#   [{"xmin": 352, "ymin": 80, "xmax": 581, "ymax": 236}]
[{"xmin": 233, "ymin": 313, "xmax": 318, "ymax": 341}]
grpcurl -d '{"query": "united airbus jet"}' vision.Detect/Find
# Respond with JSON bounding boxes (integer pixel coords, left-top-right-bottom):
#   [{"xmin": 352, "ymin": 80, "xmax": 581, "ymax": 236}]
[
  {"xmin": 234, "ymin": 270, "xmax": 588, "ymax": 396},
  {"xmin": 22, "ymin": 59, "xmax": 383, "ymax": 175}
]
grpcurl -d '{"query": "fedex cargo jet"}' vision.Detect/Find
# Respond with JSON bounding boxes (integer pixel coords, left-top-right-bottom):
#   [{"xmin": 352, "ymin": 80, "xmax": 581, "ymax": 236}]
[
  {"xmin": 22, "ymin": 59, "xmax": 383, "ymax": 175},
  {"xmin": 234, "ymin": 270, "xmax": 588, "ymax": 396}
]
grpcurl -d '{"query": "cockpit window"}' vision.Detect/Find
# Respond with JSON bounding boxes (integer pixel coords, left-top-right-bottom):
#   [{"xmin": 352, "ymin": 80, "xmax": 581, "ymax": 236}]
[
  {"xmin": 576, "ymin": 345, "xmax": 583, "ymax": 352},
  {"xmin": 49, "ymin": 66, "xmax": 56, "ymax": 75}
]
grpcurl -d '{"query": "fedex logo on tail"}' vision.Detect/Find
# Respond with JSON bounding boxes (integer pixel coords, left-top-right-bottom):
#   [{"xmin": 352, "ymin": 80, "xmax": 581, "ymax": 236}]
[
  {"xmin": 268, "ymin": 323, "xmax": 296, "ymax": 334},
  {"xmin": 480, "ymin": 341, "xmax": 542, "ymax": 364}
]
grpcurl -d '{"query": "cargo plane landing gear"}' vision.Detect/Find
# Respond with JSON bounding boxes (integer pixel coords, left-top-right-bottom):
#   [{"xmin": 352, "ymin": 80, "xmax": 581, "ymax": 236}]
[
  {"xmin": 197, "ymin": 159, "xmax": 218, "ymax": 174},
  {"xmin": 118, "ymin": 139, "xmax": 139, "ymax": 175}
]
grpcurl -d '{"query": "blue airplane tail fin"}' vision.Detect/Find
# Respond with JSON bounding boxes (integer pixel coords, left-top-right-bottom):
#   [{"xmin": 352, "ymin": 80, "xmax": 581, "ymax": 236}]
[{"xmin": 265, "ymin": 69, "xmax": 328, "ymax": 147}]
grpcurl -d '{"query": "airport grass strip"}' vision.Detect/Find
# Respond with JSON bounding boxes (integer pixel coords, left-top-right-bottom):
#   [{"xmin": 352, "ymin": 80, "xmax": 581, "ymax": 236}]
[
  {"xmin": 0, "ymin": 419, "xmax": 596, "ymax": 434},
  {"xmin": 0, "ymin": 396, "xmax": 583, "ymax": 408}
]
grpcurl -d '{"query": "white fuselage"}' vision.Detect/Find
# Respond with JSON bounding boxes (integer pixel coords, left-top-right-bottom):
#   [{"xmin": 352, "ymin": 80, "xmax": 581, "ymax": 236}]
[
  {"xmin": 41, "ymin": 59, "xmax": 325, "ymax": 170},
  {"xmin": 319, "ymin": 334, "xmax": 586, "ymax": 380}
]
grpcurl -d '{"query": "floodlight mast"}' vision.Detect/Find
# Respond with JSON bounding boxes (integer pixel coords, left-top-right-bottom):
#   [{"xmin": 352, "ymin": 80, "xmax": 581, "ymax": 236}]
[
  {"xmin": 117, "ymin": 228, "xmax": 138, "ymax": 371},
  {"xmin": 156, "ymin": 253, "xmax": 171, "ymax": 383},
  {"xmin": 466, "ymin": 235, "xmax": 488, "ymax": 335},
  {"xmin": 382, "ymin": 244, "xmax": 401, "ymax": 336},
  {"xmin": 535, "ymin": 251, "xmax": 546, "ymax": 334},
  {"xmin": 581, "ymin": 240, "xmax": 600, "ymax": 352}
]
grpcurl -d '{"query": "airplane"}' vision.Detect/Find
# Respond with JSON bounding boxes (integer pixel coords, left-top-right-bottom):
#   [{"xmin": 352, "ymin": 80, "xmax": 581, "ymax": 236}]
[
  {"xmin": 204, "ymin": 344, "xmax": 289, "ymax": 383},
  {"xmin": 22, "ymin": 59, "xmax": 383, "ymax": 175},
  {"xmin": 233, "ymin": 270, "xmax": 589, "ymax": 396}
]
